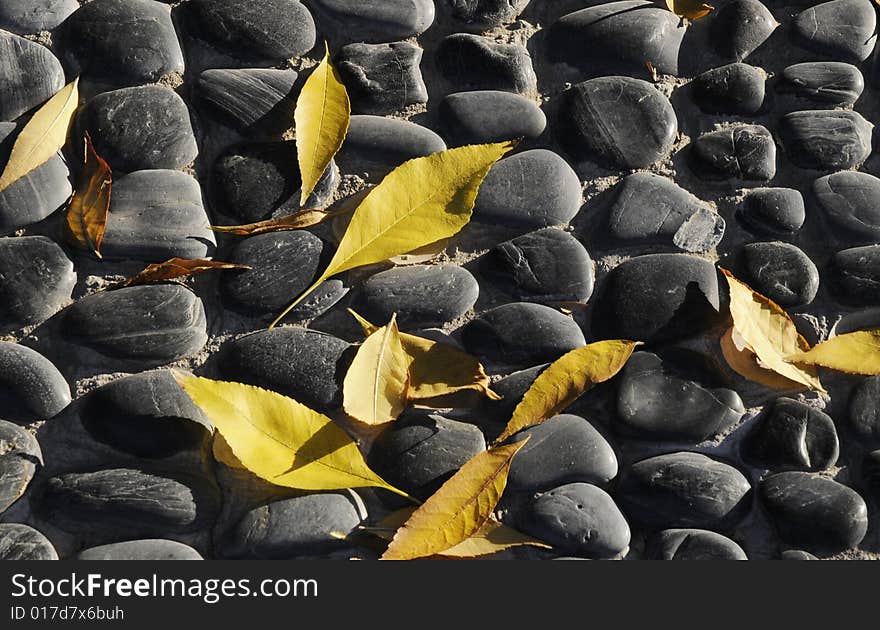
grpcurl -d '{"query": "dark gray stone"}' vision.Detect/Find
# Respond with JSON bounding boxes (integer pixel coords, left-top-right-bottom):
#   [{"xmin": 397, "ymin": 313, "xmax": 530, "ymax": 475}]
[
  {"xmin": 196, "ymin": 68, "xmax": 298, "ymax": 134},
  {"xmin": 0, "ymin": 123, "xmax": 71, "ymax": 233},
  {"xmin": 220, "ymin": 231, "xmax": 323, "ymax": 316},
  {"xmin": 100, "ymin": 170, "xmax": 215, "ymax": 262},
  {"xmin": 848, "ymin": 376, "xmax": 880, "ymax": 447},
  {"xmin": 62, "ymin": 0, "xmax": 185, "ymax": 86},
  {"xmin": 778, "ymin": 62, "xmax": 864, "ymax": 107},
  {"xmin": 336, "ymin": 42, "xmax": 427, "ymax": 115},
  {"xmin": 740, "ymin": 242, "xmax": 819, "ymax": 307},
  {"xmin": 309, "ymin": 0, "xmax": 435, "ymax": 42},
  {"xmin": 616, "ymin": 351, "xmax": 744, "ymax": 442},
  {"xmin": 738, "ymin": 188, "xmax": 805, "ymax": 235},
  {"xmin": 557, "ymin": 76, "xmax": 677, "ymax": 169},
  {"xmin": 438, "ymin": 90, "xmax": 546, "ymax": 146},
  {"xmin": 760, "ymin": 472, "xmax": 868, "ymax": 552},
  {"xmin": 865, "ymin": 449, "xmax": 880, "ymax": 505},
  {"xmin": 0, "ymin": 236, "xmax": 75, "ymax": 331},
  {"xmin": 0, "ymin": 420, "xmax": 41, "ymax": 513},
  {"xmin": 367, "ymin": 410, "xmax": 486, "ymax": 500},
  {"xmin": 833, "ymin": 307, "xmax": 880, "ymax": 334},
  {"xmin": 472, "ymin": 149, "xmax": 581, "ymax": 229},
  {"xmin": 483, "ymin": 228, "xmax": 594, "ymax": 303},
  {"xmin": 712, "ymin": 0, "xmax": 778, "ymax": 62},
  {"xmin": 781, "ymin": 549, "xmax": 818, "ymax": 560},
  {"xmin": 448, "ymin": 0, "xmax": 530, "ymax": 27},
  {"xmin": 547, "ymin": 1, "xmax": 684, "ymax": 76},
  {"xmin": 61, "ymin": 284, "xmax": 207, "ymax": 365},
  {"xmin": 0, "ymin": 0, "xmax": 78, "ymax": 34},
  {"xmin": 476, "ymin": 364, "xmax": 546, "ymax": 430},
  {"xmin": 814, "ymin": 171, "xmax": 880, "ymax": 242},
  {"xmin": 220, "ymin": 493, "xmax": 363, "ymax": 559},
  {"xmin": 340, "ymin": 115, "xmax": 446, "ymax": 169},
  {"xmin": 75, "ymin": 539, "xmax": 203, "ymax": 560},
  {"xmin": 0, "ymin": 524, "xmax": 57, "ymax": 560},
  {"xmin": 189, "ymin": 0, "xmax": 316, "ymax": 61},
  {"xmin": 743, "ymin": 398, "xmax": 839, "ymax": 471},
  {"xmin": 828, "ymin": 245, "xmax": 880, "ymax": 305},
  {"xmin": 594, "ymin": 254, "xmax": 721, "ymax": 343},
  {"xmin": 354, "ymin": 265, "xmax": 479, "ymax": 329},
  {"xmin": 688, "ymin": 124, "xmax": 776, "ymax": 181},
  {"xmin": 647, "ymin": 529, "xmax": 747, "ymax": 560},
  {"xmin": 286, "ymin": 279, "xmax": 348, "ymax": 321},
  {"xmin": 779, "ymin": 110, "xmax": 872, "ymax": 171},
  {"xmin": 607, "ymin": 173, "xmax": 724, "ymax": 253},
  {"xmin": 792, "ymin": 0, "xmax": 877, "ymax": 63},
  {"xmin": 437, "ymin": 33, "xmax": 536, "ymax": 94},
  {"xmin": 517, "ymin": 483, "xmax": 630, "ymax": 558},
  {"xmin": 617, "ymin": 452, "xmax": 752, "ymax": 529},
  {"xmin": 461, "ymin": 302, "xmax": 586, "ymax": 365},
  {"xmin": 691, "ymin": 63, "xmax": 766, "ymax": 115},
  {"xmin": 506, "ymin": 414, "xmax": 617, "ymax": 493},
  {"xmin": 80, "ymin": 86, "xmax": 197, "ymax": 173},
  {"xmin": 220, "ymin": 328, "xmax": 352, "ymax": 412},
  {"xmin": 0, "ymin": 30, "xmax": 64, "ymax": 121},
  {"xmin": 0, "ymin": 342, "xmax": 70, "ymax": 421}
]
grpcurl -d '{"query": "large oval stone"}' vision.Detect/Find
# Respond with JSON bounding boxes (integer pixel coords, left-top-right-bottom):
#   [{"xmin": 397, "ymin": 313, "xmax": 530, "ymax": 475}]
[
  {"xmin": 828, "ymin": 245, "xmax": 880, "ymax": 305},
  {"xmin": 738, "ymin": 188, "xmax": 805, "ymax": 235},
  {"xmin": 0, "ymin": 30, "xmax": 64, "ymax": 121},
  {"xmin": 437, "ymin": 33, "xmax": 536, "ymax": 94},
  {"xmin": 339, "ymin": 115, "xmax": 446, "ymax": 169},
  {"xmin": 196, "ymin": 68, "xmax": 298, "ymax": 134},
  {"xmin": 0, "ymin": 0, "xmax": 78, "ymax": 34},
  {"xmin": 0, "ymin": 342, "xmax": 70, "ymax": 420},
  {"xmin": 848, "ymin": 376, "xmax": 880, "ymax": 447},
  {"xmin": 448, "ymin": 0, "xmax": 530, "ymax": 28},
  {"xmin": 711, "ymin": 0, "xmax": 777, "ymax": 62},
  {"xmin": 779, "ymin": 110, "xmax": 872, "ymax": 171},
  {"xmin": 792, "ymin": 0, "xmax": 877, "ymax": 63},
  {"xmin": 688, "ymin": 124, "xmax": 776, "ymax": 181},
  {"xmin": 778, "ymin": 62, "xmax": 864, "ymax": 107},
  {"xmin": 740, "ymin": 241, "xmax": 819, "ymax": 307},
  {"xmin": 76, "ymin": 539, "xmax": 203, "ymax": 561},
  {"xmin": 690, "ymin": 63, "xmax": 766, "ymax": 115},
  {"xmin": 337, "ymin": 42, "xmax": 427, "ymax": 115},
  {"xmin": 646, "ymin": 529, "xmax": 747, "ymax": 560},
  {"xmin": 309, "ymin": 0, "xmax": 435, "ymax": 42},
  {"xmin": 438, "ymin": 90, "xmax": 546, "ymax": 146},
  {"xmin": 742, "ymin": 398, "xmax": 839, "ymax": 471},
  {"xmin": 813, "ymin": 171, "xmax": 880, "ymax": 242},
  {"xmin": 0, "ymin": 524, "xmax": 57, "ymax": 560},
  {"xmin": 0, "ymin": 419, "xmax": 42, "ymax": 514}
]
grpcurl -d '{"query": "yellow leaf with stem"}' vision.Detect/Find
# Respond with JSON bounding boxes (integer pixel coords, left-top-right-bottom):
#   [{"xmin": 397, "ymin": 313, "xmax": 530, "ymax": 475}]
[{"xmin": 786, "ymin": 329, "xmax": 880, "ymax": 375}]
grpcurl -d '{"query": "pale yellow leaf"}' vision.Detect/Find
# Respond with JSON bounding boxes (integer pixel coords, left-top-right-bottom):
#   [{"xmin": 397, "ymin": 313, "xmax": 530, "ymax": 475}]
[
  {"xmin": 270, "ymin": 141, "xmax": 515, "ymax": 327},
  {"xmin": 296, "ymin": 43, "xmax": 350, "ymax": 206},
  {"xmin": 389, "ymin": 238, "xmax": 450, "ymax": 265},
  {"xmin": 175, "ymin": 374, "xmax": 411, "ymax": 498},
  {"xmin": 0, "ymin": 78, "xmax": 79, "ymax": 192},
  {"xmin": 381, "ymin": 440, "xmax": 528, "ymax": 560},
  {"xmin": 785, "ymin": 329, "xmax": 880, "ymax": 375},
  {"xmin": 720, "ymin": 327, "xmax": 805, "ymax": 390},
  {"xmin": 343, "ymin": 314, "xmax": 410, "ymax": 425},
  {"xmin": 495, "ymin": 340, "xmax": 640, "ymax": 444},
  {"xmin": 722, "ymin": 269, "xmax": 823, "ymax": 391},
  {"xmin": 665, "ymin": 0, "xmax": 714, "ymax": 20}
]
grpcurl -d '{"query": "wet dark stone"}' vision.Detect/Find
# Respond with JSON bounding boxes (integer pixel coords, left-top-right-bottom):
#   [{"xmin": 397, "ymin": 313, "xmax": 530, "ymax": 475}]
[
  {"xmin": 792, "ymin": 0, "xmax": 877, "ymax": 63},
  {"xmin": 593, "ymin": 254, "xmax": 721, "ymax": 343},
  {"xmin": 196, "ymin": 68, "xmax": 298, "ymax": 134},
  {"xmin": 616, "ymin": 352, "xmax": 744, "ymax": 442},
  {"xmin": 760, "ymin": 472, "xmax": 868, "ymax": 552},
  {"xmin": 0, "ymin": 524, "xmax": 57, "ymax": 560},
  {"xmin": 0, "ymin": 30, "xmax": 64, "ymax": 121},
  {"xmin": 483, "ymin": 228, "xmax": 594, "ymax": 303},
  {"xmin": 220, "ymin": 328, "xmax": 352, "ymax": 412},
  {"xmin": 0, "ymin": 419, "xmax": 41, "ymax": 514},
  {"xmin": 76, "ymin": 539, "xmax": 203, "ymax": 560},
  {"xmin": 220, "ymin": 231, "xmax": 323, "ymax": 316},
  {"xmin": 367, "ymin": 410, "xmax": 486, "ymax": 500},
  {"xmin": 79, "ymin": 85, "xmax": 198, "ymax": 173},
  {"xmin": 712, "ymin": 0, "xmax": 778, "ymax": 62},
  {"xmin": 437, "ymin": 33, "xmax": 536, "ymax": 94},
  {"xmin": 738, "ymin": 188, "xmax": 805, "ymax": 235},
  {"xmin": 461, "ymin": 302, "xmax": 586, "ymax": 365},
  {"xmin": 438, "ymin": 91, "xmax": 546, "ymax": 146},
  {"xmin": 690, "ymin": 63, "xmax": 766, "ymax": 115},
  {"xmin": 220, "ymin": 493, "xmax": 363, "ymax": 559},
  {"xmin": 848, "ymin": 376, "xmax": 880, "ymax": 447},
  {"xmin": 309, "ymin": 0, "xmax": 435, "ymax": 42},
  {"xmin": 339, "ymin": 115, "xmax": 446, "ymax": 169},
  {"xmin": 740, "ymin": 241, "xmax": 819, "ymax": 307},
  {"xmin": 472, "ymin": 149, "xmax": 581, "ymax": 229},
  {"xmin": 778, "ymin": 110, "xmax": 872, "ymax": 171},
  {"xmin": 448, "ymin": 0, "xmax": 530, "ymax": 28},
  {"xmin": 688, "ymin": 124, "xmax": 776, "ymax": 181},
  {"xmin": 547, "ymin": 1, "xmax": 684, "ymax": 76},
  {"xmin": 516, "ymin": 482, "xmax": 630, "ymax": 558},
  {"xmin": 0, "ymin": 236, "xmax": 75, "ymax": 332},
  {"xmin": 62, "ymin": 0, "xmax": 185, "ymax": 86},
  {"xmin": 557, "ymin": 76, "xmax": 677, "ymax": 169},
  {"xmin": 189, "ymin": 0, "xmax": 316, "ymax": 61},
  {"xmin": 617, "ymin": 452, "xmax": 752, "ymax": 529},
  {"xmin": 0, "ymin": 0, "xmax": 78, "ymax": 34},
  {"xmin": 0, "ymin": 342, "xmax": 70, "ymax": 421},
  {"xmin": 813, "ymin": 171, "xmax": 880, "ymax": 242},
  {"xmin": 606, "ymin": 173, "xmax": 724, "ymax": 253},
  {"xmin": 828, "ymin": 245, "xmax": 880, "ymax": 305},
  {"xmin": 353, "ymin": 265, "xmax": 479, "ymax": 329},
  {"xmin": 743, "ymin": 398, "xmax": 839, "ymax": 471},
  {"xmin": 646, "ymin": 529, "xmax": 747, "ymax": 560},
  {"xmin": 778, "ymin": 62, "xmax": 864, "ymax": 107},
  {"xmin": 337, "ymin": 42, "xmax": 427, "ymax": 115}
]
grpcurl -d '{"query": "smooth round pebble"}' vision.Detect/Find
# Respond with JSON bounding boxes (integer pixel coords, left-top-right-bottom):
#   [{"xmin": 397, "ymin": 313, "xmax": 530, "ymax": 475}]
[
  {"xmin": 76, "ymin": 539, "xmax": 203, "ymax": 560},
  {"xmin": 738, "ymin": 188, "xmax": 805, "ymax": 235},
  {"xmin": 0, "ymin": 0, "xmax": 78, "ymax": 34},
  {"xmin": 339, "ymin": 115, "xmax": 446, "ymax": 169},
  {"xmin": 828, "ymin": 245, "xmax": 880, "ymax": 305},
  {"xmin": 196, "ymin": 68, "xmax": 298, "ymax": 134},
  {"xmin": 437, "ymin": 33, "xmax": 536, "ymax": 94},
  {"xmin": 0, "ymin": 524, "xmax": 57, "ymax": 560},
  {"xmin": 792, "ymin": 0, "xmax": 876, "ymax": 63},
  {"xmin": 0, "ymin": 30, "xmax": 65, "ymax": 121},
  {"xmin": 0, "ymin": 419, "xmax": 42, "ymax": 514},
  {"xmin": 309, "ymin": 0, "xmax": 435, "ymax": 42},
  {"xmin": 740, "ymin": 241, "xmax": 819, "ymax": 307},
  {"xmin": 813, "ymin": 171, "xmax": 880, "ymax": 242},
  {"xmin": 742, "ymin": 398, "xmax": 839, "ymax": 471},
  {"xmin": 778, "ymin": 62, "xmax": 864, "ymax": 107},
  {"xmin": 712, "ymin": 0, "xmax": 777, "ymax": 62},
  {"xmin": 438, "ymin": 91, "xmax": 546, "ymax": 146},
  {"xmin": 848, "ymin": 376, "xmax": 880, "ymax": 447},
  {"xmin": 688, "ymin": 124, "xmax": 776, "ymax": 181},
  {"xmin": 336, "ymin": 42, "xmax": 427, "ymax": 115},
  {"xmin": 779, "ymin": 110, "xmax": 873, "ymax": 171},
  {"xmin": 647, "ymin": 529, "xmax": 747, "ymax": 560},
  {"xmin": 447, "ymin": 0, "xmax": 530, "ymax": 28},
  {"xmin": 690, "ymin": 63, "xmax": 766, "ymax": 115},
  {"xmin": 0, "ymin": 342, "xmax": 70, "ymax": 420}
]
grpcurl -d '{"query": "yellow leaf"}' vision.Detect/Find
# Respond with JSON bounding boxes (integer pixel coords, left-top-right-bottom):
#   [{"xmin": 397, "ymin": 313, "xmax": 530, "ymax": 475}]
[
  {"xmin": 66, "ymin": 132, "xmax": 111, "ymax": 259},
  {"xmin": 389, "ymin": 238, "xmax": 450, "ymax": 265},
  {"xmin": 343, "ymin": 314, "xmax": 410, "ymax": 425},
  {"xmin": 381, "ymin": 440, "xmax": 528, "ymax": 560},
  {"xmin": 212, "ymin": 433, "xmax": 244, "ymax": 469},
  {"xmin": 665, "ymin": 0, "xmax": 714, "ymax": 20},
  {"xmin": 720, "ymin": 327, "xmax": 804, "ymax": 390},
  {"xmin": 175, "ymin": 374, "xmax": 412, "ymax": 499},
  {"xmin": 785, "ymin": 329, "xmax": 880, "ymax": 376},
  {"xmin": 270, "ymin": 141, "xmax": 515, "ymax": 327},
  {"xmin": 348, "ymin": 309, "xmax": 500, "ymax": 401},
  {"xmin": 722, "ymin": 269, "xmax": 823, "ymax": 391},
  {"xmin": 495, "ymin": 340, "xmax": 640, "ymax": 444},
  {"xmin": 211, "ymin": 208, "xmax": 349, "ymax": 236},
  {"xmin": 296, "ymin": 43, "xmax": 350, "ymax": 206},
  {"xmin": 0, "ymin": 78, "xmax": 79, "ymax": 192}
]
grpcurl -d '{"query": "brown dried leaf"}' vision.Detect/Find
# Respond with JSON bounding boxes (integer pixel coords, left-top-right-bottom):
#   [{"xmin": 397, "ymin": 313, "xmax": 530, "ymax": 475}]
[
  {"xmin": 66, "ymin": 132, "xmax": 111, "ymax": 259},
  {"xmin": 111, "ymin": 258, "xmax": 250, "ymax": 289},
  {"xmin": 210, "ymin": 208, "xmax": 349, "ymax": 236}
]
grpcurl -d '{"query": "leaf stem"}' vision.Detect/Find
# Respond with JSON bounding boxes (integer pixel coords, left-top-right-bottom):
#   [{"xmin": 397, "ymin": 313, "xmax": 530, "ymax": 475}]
[{"xmin": 269, "ymin": 277, "xmax": 325, "ymax": 329}]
